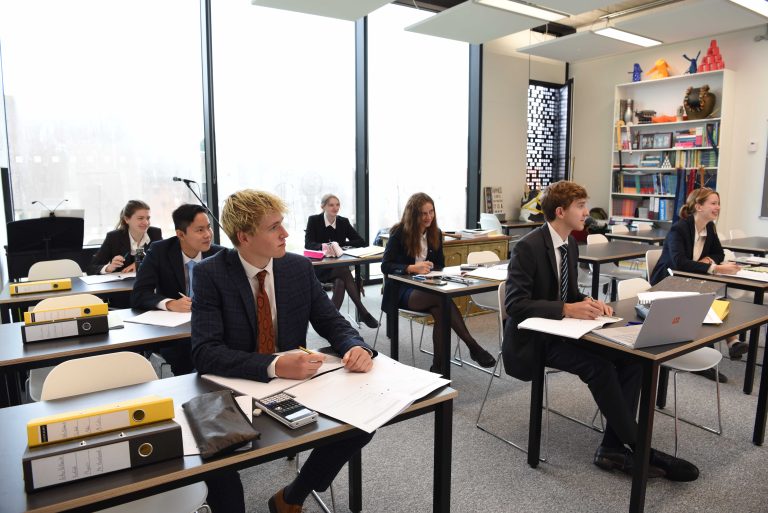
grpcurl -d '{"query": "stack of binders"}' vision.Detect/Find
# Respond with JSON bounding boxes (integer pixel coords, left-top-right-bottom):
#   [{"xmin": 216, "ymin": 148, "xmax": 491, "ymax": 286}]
[
  {"xmin": 21, "ymin": 301, "xmax": 110, "ymax": 343},
  {"xmin": 22, "ymin": 395, "xmax": 181, "ymax": 492}
]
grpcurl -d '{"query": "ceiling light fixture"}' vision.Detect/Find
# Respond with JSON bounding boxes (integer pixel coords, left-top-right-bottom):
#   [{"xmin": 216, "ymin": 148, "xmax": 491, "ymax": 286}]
[
  {"xmin": 727, "ymin": 0, "xmax": 768, "ymax": 18},
  {"xmin": 595, "ymin": 27, "xmax": 662, "ymax": 47},
  {"xmin": 474, "ymin": 0, "xmax": 566, "ymax": 22}
]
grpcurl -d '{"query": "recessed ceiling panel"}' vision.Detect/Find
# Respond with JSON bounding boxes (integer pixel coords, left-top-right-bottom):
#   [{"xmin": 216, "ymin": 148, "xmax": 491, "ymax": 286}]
[
  {"xmin": 250, "ymin": 0, "xmax": 391, "ymax": 21},
  {"xmin": 405, "ymin": 1, "xmax": 547, "ymax": 44},
  {"xmin": 532, "ymin": 0, "xmax": 617, "ymax": 15},
  {"xmin": 613, "ymin": 0, "xmax": 766, "ymax": 44},
  {"xmin": 516, "ymin": 30, "xmax": 641, "ymax": 62}
]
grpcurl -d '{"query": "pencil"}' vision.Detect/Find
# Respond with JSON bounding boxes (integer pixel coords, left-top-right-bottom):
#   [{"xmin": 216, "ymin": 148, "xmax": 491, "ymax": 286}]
[{"xmin": 297, "ymin": 346, "xmax": 313, "ymax": 354}]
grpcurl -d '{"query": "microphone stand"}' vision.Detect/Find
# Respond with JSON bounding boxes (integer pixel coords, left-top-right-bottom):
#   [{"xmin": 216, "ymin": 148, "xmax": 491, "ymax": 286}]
[{"xmin": 181, "ymin": 181, "xmax": 223, "ymax": 234}]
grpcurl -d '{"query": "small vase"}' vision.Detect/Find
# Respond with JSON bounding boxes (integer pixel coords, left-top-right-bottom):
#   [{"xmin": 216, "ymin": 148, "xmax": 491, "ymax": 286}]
[{"xmin": 623, "ymin": 99, "xmax": 634, "ymax": 124}]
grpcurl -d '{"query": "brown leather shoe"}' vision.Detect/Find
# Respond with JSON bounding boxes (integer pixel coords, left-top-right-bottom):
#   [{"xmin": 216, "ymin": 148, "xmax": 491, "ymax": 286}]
[{"xmin": 268, "ymin": 488, "xmax": 303, "ymax": 513}]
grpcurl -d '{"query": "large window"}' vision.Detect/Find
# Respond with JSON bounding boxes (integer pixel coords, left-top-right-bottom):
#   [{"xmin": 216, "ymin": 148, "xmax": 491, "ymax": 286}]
[
  {"xmin": 211, "ymin": 3, "xmax": 356, "ymax": 251},
  {"xmin": 0, "ymin": 0, "xmax": 205, "ymax": 242},
  {"xmin": 368, "ymin": 4, "xmax": 469, "ymax": 240}
]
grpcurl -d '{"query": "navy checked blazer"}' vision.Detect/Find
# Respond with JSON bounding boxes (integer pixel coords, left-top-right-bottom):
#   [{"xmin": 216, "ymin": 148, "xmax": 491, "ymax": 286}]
[{"xmin": 191, "ymin": 249, "xmax": 374, "ymax": 382}]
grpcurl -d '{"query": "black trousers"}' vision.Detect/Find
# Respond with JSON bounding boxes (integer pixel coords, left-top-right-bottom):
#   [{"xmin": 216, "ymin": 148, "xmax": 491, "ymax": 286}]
[
  {"xmin": 204, "ymin": 429, "xmax": 374, "ymax": 513},
  {"xmin": 156, "ymin": 338, "xmax": 195, "ymax": 376},
  {"xmin": 545, "ymin": 338, "xmax": 641, "ymax": 447}
]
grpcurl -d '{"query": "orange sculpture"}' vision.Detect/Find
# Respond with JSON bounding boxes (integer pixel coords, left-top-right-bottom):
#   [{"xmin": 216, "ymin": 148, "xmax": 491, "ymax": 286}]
[{"xmin": 646, "ymin": 59, "xmax": 671, "ymax": 79}]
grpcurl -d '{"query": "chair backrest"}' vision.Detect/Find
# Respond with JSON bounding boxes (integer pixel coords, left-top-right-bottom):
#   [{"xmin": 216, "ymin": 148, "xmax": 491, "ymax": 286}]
[
  {"xmin": 587, "ymin": 234, "xmax": 609, "ymax": 245},
  {"xmin": 28, "ymin": 259, "xmax": 82, "ymax": 280},
  {"xmin": 729, "ymin": 229, "xmax": 745, "ymax": 240},
  {"xmin": 635, "ymin": 224, "xmax": 652, "ymax": 231},
  {"xmin": 479, "ymin": 213, "xmax": 503, "ymax": 233},
  {"xmin": 41, "ymin": 352, "xmax": 158, "ymax": 400},
  {"xmin": 467, "ymin": 250, "xmax": 501, "ymax": 265},
  {"xmin": 723, "ymin": 248, "xmax": 736, "ymax": 262},
  {"xmin": 617, "ymin": 278, "xmax": 651, "ymax": 300},
  {"xmin": 645, "ymin": 249, "xmax": 663, "ymax": 279},
  {"xmin": 610, "ymin": 224, "xmax": 629, "ymax": 234},
  {"xmin": 35, "ymin": 293, "xmax": 102, "ymax": 311}
]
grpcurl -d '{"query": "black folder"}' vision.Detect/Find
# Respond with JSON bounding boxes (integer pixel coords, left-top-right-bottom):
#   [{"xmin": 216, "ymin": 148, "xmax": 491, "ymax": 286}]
[{"xmin": 21, "ymin": 315, "xmax": 109, "ymax": 344}]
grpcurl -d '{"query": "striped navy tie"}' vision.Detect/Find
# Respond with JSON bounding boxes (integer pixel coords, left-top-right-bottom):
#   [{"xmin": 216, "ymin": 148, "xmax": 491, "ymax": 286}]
[{"xmin": 559, "ymin": 244, "xmax": 569, "ymax": 302}]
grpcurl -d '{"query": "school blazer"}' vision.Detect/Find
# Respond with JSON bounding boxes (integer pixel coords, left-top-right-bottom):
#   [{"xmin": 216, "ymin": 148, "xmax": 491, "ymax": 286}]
[
  {"xmin": 130, "ymin": 236, "xmax": 225, "ymax": 310},
  {"xmin": 87, "ymin": 227, "xmax": 162, "ymax": 275},
  {"xmin": 190, "ymin": 249, "xmax": 374, "ymax": 383},
  {"xmin": 650, "ymin": 216, "xmax": 723, "ymax": 285},
  {"xmin": 380, "ymin": 228, "xmax": 445, "ymax": 316},
  {"xmin": 304, "ymin": 213, "xmax": 366, "ymax": 250},
  {"xmin": 502, "ymin": 225, "xmax": 586, "ymax": 382}
]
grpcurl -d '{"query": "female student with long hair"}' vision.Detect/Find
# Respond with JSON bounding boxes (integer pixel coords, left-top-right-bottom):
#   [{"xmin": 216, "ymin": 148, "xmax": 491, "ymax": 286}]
[
  {"xmin": 305, "ymin": 194, "xmax": 379, "ymax": 328},
  {"xmin": 381, "ymin": 192, "xmax": 496, "ymax": 371},
  {"xmin": 650, "ymin": 187, "xmax": 746, "ymax": 376},
  {"xmin": 88, "ymin": 199, "xmax": 162, "ymax": 275}
]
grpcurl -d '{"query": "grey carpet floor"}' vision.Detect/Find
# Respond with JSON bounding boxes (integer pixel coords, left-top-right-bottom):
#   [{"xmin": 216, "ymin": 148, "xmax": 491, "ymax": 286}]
[{"xmin": 233, "ymin": 286, "xmax": 768, "ymax": 513}]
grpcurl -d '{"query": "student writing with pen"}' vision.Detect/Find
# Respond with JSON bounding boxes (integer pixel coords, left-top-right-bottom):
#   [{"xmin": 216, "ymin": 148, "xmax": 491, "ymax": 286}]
[
  {"xmin": 130, "ymin": 204, "xmax": 224, "ymax": 375},
  {"xmin": 190, "ymin": 189, "xmax": 376, "ymax": 513}
]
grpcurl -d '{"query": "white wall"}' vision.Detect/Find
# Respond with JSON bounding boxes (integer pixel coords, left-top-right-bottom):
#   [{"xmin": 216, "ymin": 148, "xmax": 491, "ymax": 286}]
[
  {"xmin": 481, "ymin": 36, "xmax": 565, "ymax": 221},
  {"xmin": 569, "ymin": 26, "xmax": 768, "ymax": 236}
]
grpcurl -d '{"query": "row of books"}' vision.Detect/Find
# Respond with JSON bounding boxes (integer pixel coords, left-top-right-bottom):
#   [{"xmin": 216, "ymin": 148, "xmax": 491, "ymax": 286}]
[
  {"xmin": 613, "ymin": 172, "xmax": 678, "ymax": 195},
  {"xmin": 614, "ymin": 149, "xmax": 718, "ymax": 169},
  {"xmin": 611, "ymin": 197, "xmax": 676, "ymax": 221}
]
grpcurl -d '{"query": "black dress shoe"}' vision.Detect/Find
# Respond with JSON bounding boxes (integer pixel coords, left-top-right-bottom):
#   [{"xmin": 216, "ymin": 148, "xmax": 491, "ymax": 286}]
[
  {"xmin": 468, "ymin": 346, "xmax": 496, "ymax": 368},
  {"xmin": 692, "ymin": 368, "xmax": 728, "ymax": 383},
  {"xmin": 728, "ymin": 341, "xmax": 748, "ymax": 360},
  {"xmin": 650, "ymin": 449, "xmax": 699, "ymax": 482},
  {"xmin": 593, "ymin": 445, "xmax": 665, "ymax": 478},
  {"xmin": 361, "ymin": 312, "xmax": 379, "ymax": 329}
]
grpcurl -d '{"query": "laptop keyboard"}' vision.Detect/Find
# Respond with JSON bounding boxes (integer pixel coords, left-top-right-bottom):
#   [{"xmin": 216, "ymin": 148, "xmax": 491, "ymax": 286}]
[{"xmin": 595, "ymin": 325, "xmax": 642, "ymax": 347}]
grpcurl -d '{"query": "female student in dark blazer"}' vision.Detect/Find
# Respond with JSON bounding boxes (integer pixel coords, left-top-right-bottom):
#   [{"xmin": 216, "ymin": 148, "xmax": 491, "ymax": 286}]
[
  {"xmin": 381, "ymin": 192, "xmax": 496, "ymax": 371},
  {"xmin": 305, "ymin": 194, "xmax": 379, "ymax": 328},
  {"xmin": 651, "ymin": 187, "xmax": 746, "ymax": 368},
  {"xmin": 88, "ymin": 199, "xmax": 162, "ymax": 275}
]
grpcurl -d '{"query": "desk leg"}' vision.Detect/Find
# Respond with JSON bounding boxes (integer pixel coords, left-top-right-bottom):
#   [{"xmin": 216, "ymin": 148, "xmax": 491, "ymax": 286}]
[
  {"xmin": 527, "ymin": 343, "xmax": 545, "ymax": 468},
  {"xmin": 439, "ymin": 295, "xmax": 452, "ymax": 379},
  {"xmin": 388, "ymin": 280, "xmax": 400, "ymax": 362},
  {"xmin": 591, "ymin": 263, "xmax": 601, "ymax": 299},
  {"xmin": 744, "ymin": 290, "xmax": 764, "ymax": 395},
  {"xmin": 630, "ymin": 361, "xmax": 658, "ymax": 513},
  {"xmin": 0, "ymin": 307, "xmax": 9, "ymax": 324},
  {"xmin": 348, "ymin": 450, "xmax": 362, "ymax": 513},
  {"xmin": 354, "ymin": 264, "xmax": 362, "ymax": 324},
  {"xmin": 656, "ymin": 367, "xmax": 669, "ymax": 409},
  {"xmin": 434, "ymin": 398, "xmax": 453, "ymax": 513},
  {"xmin": 754, "ymin": 323, "xmax": 768, "ymax": 445}
]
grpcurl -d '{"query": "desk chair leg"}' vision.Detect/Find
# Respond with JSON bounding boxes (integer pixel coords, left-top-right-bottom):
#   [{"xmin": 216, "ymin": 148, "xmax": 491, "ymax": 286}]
[
  {"xmin": 295, "ymin": 453, "xmax": 336, "ymax": 513},
  {"xmin": 373, "ymin": 311, "xmax": 416, "ymax": 366}
]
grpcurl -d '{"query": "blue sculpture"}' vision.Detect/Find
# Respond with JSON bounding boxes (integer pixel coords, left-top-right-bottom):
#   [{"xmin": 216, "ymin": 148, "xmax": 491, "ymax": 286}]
[
  {"xmin": 630, "ymin": 63, "xmax": 642, "ymax": 82},
  {"xmin": 683, "ymin": 51, "xmax": 701, "ymax": 74}
]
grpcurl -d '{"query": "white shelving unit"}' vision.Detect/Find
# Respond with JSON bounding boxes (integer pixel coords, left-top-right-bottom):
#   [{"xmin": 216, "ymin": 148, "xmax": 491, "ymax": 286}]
[{"xmin": 610, "ymin": 69, "xmax": 735, "ymax": 225}]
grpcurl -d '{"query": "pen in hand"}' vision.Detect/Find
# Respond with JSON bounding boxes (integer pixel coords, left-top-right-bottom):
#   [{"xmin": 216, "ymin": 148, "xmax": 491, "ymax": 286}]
[
  {"xmin": 298, "ymin": 346, "xmax": 323, "ymax": 363},
  {"xmin": 178, "ymin": 292, "xmax": 190, "ymax": 299}
]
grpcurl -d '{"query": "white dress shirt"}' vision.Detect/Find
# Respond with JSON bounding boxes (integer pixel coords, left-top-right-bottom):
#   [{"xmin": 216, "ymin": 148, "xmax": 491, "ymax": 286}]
[
  {"xmin": 324, "ymin": 213, "xmax": 337, "ymax": 229},
  {"xmin": 693, "ymin": 225, "xmax": 717, "ymax": 274},
  {"xmin": 157, "ymin": 250, "xmax": 203, "ymax": 310},
  {"xmin": 100, "ymin": 231, "xmax": 152, "ymax": 274},
  {"xmin": 546, "ymin": 222, "xmax": 568, "ymax": 291}
]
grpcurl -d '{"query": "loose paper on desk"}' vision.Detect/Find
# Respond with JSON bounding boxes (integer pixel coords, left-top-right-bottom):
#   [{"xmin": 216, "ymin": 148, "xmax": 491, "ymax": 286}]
[
  {"xmin": 518, "ymin": 316, "xmax": 622, "ymax": 339},
  {"xmin": 124, "ymin": 310, "xmax": 191, "ymax": 327},
  {"xmin": 176, "ymin": 395, "xmax": 253, "ymax": 456},
  {"xmin": 79, "ymin": 272, "xmax": 136, "ymax": 285},
  {"xmin": 465, "ymin": 267, "xmax": 507, "ymax": 281},
  {"xmin": 732, "ymin": 269, "xmax": 768, "ymax": 283},
  {"xmin": 202, "ymin": 350, "xmax": 345, "ymax": 400},
  {"xmin": 735, "ymin": 256, "xmax": 768, "ymax": 265},
  {"xmin": 289, "ymin": 354, "xmax": 449, "ymax": 433},
  {"xmin": 343, "ymin": 246, "xmax": 384, "ymax": 258}
]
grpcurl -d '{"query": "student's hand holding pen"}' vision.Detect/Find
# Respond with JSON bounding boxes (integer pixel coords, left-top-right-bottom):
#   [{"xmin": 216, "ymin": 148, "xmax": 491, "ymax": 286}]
[
  {"xmin": 563, "ymin": 297, "xmax": 605, "ymax": 320},
  {"xmin": 275, "ymin": 347, "xmax": 326, "ymax": 379},
  {"xmin": 167, "ymin": 292, "xmax": 192, "ymax": 313},
  {"xmin": 106, "ymin": 255, "xmax": 125, "ymax": 273}
]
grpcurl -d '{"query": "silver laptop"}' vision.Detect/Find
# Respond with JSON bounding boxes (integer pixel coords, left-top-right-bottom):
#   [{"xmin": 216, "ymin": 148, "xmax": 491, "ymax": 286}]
[{"xmin": 592, "ymin": 294, "xmax": 715, "ymax": 349}]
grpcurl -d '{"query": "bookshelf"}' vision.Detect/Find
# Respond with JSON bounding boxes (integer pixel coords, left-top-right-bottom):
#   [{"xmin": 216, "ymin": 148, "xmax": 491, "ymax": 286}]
[{"xmin": 610, "ymin": 69, "xmax": 734, "ymax": 224}]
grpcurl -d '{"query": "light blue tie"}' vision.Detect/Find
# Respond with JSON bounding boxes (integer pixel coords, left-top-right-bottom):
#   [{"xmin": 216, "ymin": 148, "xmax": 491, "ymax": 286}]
[{"xmin": 187, "ymin": 260, "xmax": 197, "ymax": 298}]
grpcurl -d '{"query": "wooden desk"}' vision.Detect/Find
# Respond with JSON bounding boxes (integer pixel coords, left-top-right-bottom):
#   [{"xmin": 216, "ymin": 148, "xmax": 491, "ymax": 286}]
[
  {"xmin": 671, "ymin": 269, "xmax": 768, "ymax": 395},
  {"xmin": 605, "ymin": 228, "xmax": 668, "ymax": 245},
  {"xmin": 0, "ymin": 279, "xmax": 135, "ymax": 324},
  {"xmin": 0, "ymin": 309, "xmax": 190, "ymax": 407},
  {"xmin": 525, "ymin": 299, "xmax": 768, "ymax": 513},
  {"xmin": 385, "ymin": 274, "xmax": 500, "ymax": 378},
  {"xmin": 0, "ymin": 374, "xmax": 456, "ymax": 513},
  {"xmin": 721, "ymin": 237, "xmax": 768, "ymax": 257},
  {"xmin": 578, "ymin": 242, "xmax": 658, "ymax": 300}
]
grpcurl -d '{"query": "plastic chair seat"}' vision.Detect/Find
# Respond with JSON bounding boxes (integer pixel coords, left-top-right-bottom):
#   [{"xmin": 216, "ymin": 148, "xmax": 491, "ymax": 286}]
[{"xmin": 663, "ymin": 347, "xmax": 722, "ymax": 372}]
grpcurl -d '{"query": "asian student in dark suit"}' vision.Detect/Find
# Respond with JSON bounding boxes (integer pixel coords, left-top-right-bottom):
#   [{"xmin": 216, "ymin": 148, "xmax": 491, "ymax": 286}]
[
  {"xmin": 191, "ymin": 189, "xmax": 376, "ymax": 513},
  {"xmin": 88, "ymin": 199, "xmax": 162, "ymax": 275},
  {"xmin": 503, "ymin": 180, "xmax": 698, "ymax": 482},
  {"xmin": 304, "ymin": 193, "xmax": 379, "ymax": 328},
  {"xmin": 381, "ymin": 192, "xmax": 496, "ymax": 372},
  {"xmin": 650, "ymin": 187, "xmax": 746, "ymax": 373},
  {"xmin": 130, "ymin": 204, "xmax": 224, "ymax": 375}
]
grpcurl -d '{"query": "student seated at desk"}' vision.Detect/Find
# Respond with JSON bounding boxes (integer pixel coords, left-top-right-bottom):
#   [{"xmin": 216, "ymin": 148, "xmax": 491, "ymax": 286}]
[
  {"xmin": 131, "ymin": 204, "xmax": 224, "ymax": 375},
  {"xmin": 191, "ymin": 189, "xmax": 375, "ymax": 513},
  {"xmin": 381, "ymin": 192, "xmax": 496, "ymax": 371},
  {"xmin": 650, "ymin": 187, "xmax": 746, "ymax": 379},
  {"xmin": 503, "ymin": 180, "xmax": 698, "ymax": 482},
  {"xmin": 305, "ymin": 193, "xmax": 379, "ymax": 328},
  {"xmin": 88, "ymin": 199, "xmax": 162, "ymax": 275}
]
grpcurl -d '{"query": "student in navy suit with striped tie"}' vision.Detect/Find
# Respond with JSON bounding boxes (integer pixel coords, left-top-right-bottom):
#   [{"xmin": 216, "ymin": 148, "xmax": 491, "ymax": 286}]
[
  {"xmin": 502, "ymin": 180, "xmax": 698, "ymax": 482},
  {"xmin": 191, "ymin": 189, "xmax": 376, "ymax": 513}
]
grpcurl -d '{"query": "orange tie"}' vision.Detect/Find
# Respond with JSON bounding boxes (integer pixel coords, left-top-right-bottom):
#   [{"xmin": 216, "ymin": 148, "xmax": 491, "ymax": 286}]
[{"xmin": 256, "ymin": 270, "xmax": 275, "ymax": 354}]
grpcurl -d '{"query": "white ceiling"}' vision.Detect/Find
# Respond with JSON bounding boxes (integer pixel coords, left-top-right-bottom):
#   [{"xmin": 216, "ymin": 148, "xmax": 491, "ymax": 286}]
[
  {"xmin": 532, "ymin": 0, "xmax": 621, "ymax": 16},
  {"xmin": 516, "ymin": 30, "xmax": 642, "ymax": 61},
  {"xmin": 250, "ymin": 0, "xmax": 391, "ymax": 21}
]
